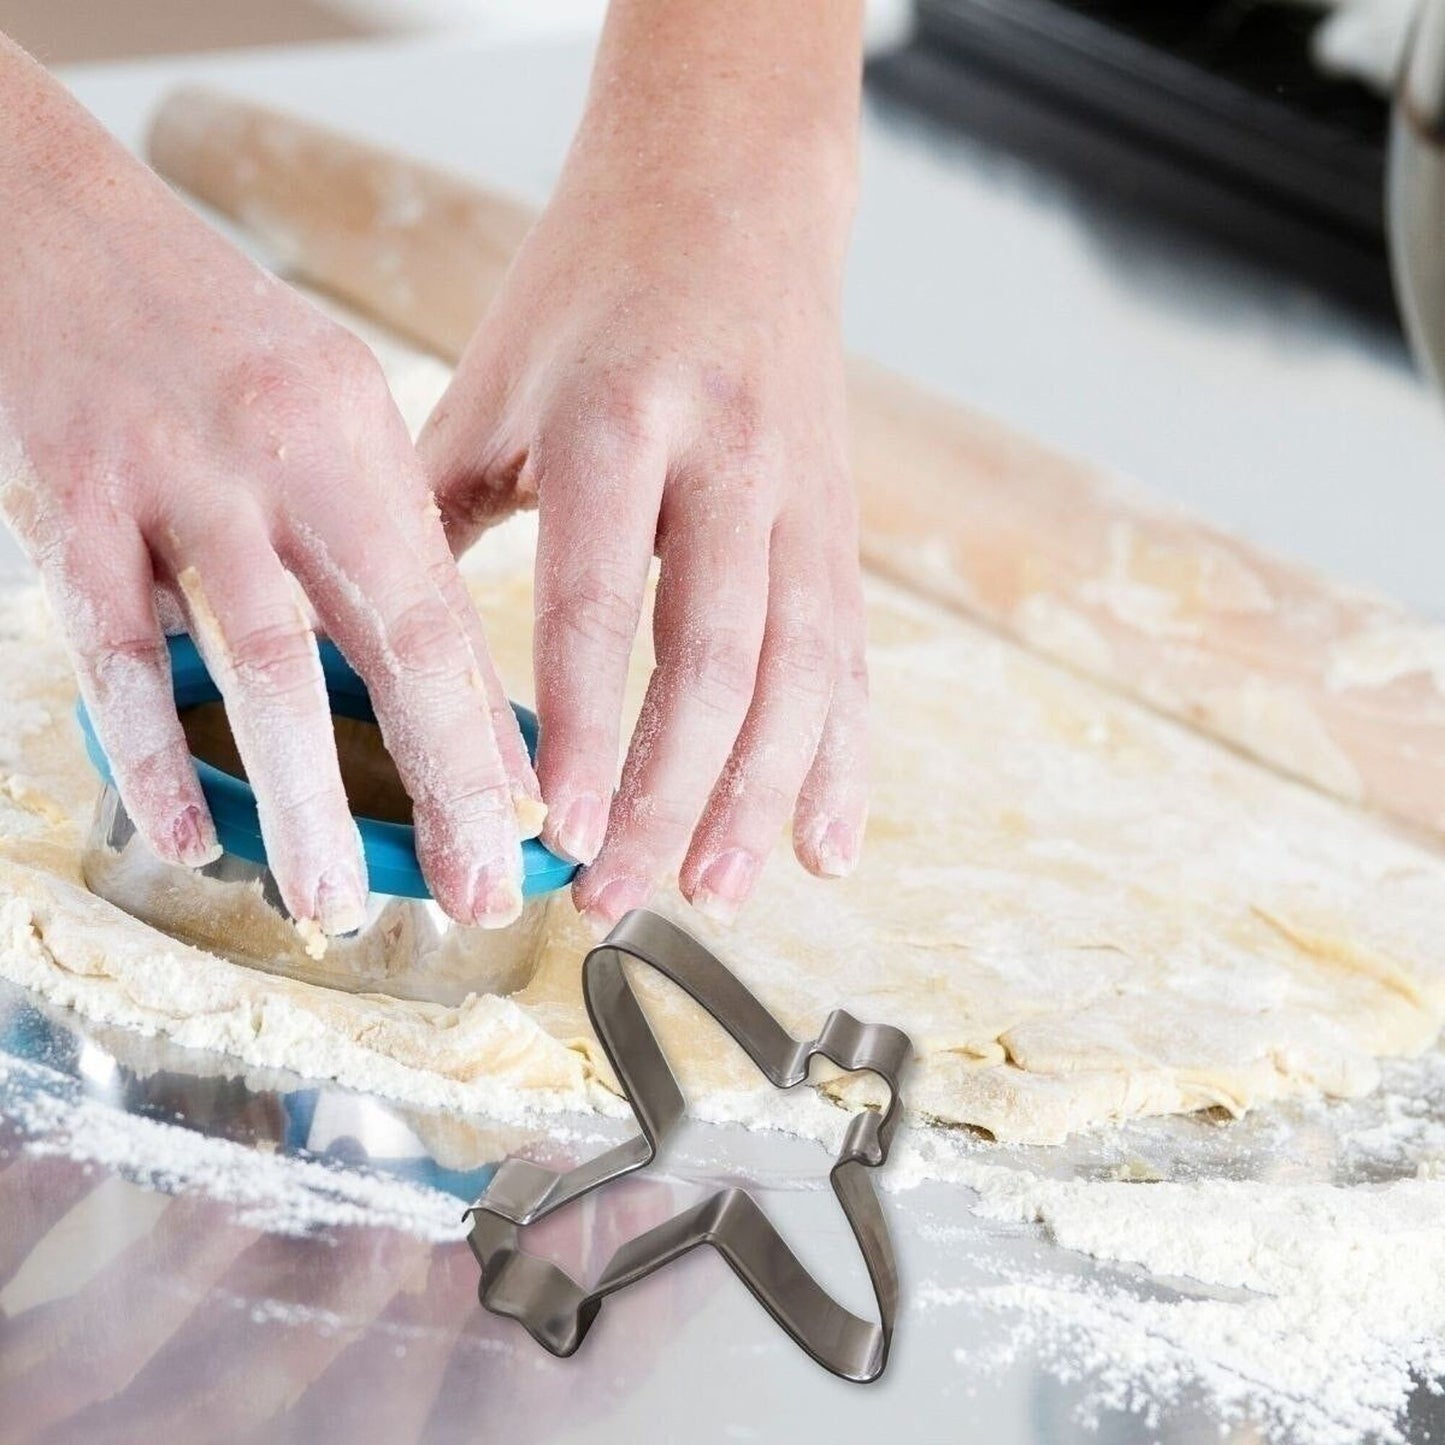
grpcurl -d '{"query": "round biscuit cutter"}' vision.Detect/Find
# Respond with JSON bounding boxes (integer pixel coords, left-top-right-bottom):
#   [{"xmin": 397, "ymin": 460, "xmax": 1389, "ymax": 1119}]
[
  {"xmin": 467, "ymin": 909, "xmax": 912, "ymax": 1382},
  {"xmin": 76, "ymin": 635, "xmax": 578, "ymax": 1004}
]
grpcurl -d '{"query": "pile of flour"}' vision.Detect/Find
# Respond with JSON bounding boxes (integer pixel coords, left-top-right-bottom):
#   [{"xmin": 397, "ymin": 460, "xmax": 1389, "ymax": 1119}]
[
  {"xmin": 946, "ymin": 1170, "xmax": 1445, "ymax": 1444},
  {"xmin": 900, "ymin": 1048, "xmax": 1445, "ymax": 1445}
]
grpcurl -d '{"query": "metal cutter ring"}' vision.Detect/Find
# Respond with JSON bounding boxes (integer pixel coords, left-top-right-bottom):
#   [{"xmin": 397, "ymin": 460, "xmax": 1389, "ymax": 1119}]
[{"xmin": 465, "ymin": 908, "xmax": 912, "ymax": 1382}]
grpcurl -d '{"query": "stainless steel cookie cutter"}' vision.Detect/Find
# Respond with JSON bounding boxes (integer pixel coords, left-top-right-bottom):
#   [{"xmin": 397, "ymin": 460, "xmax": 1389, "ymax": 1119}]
[
  {"xmin": 465, "ymin": 909, "xmax": 912, "ymax": 1383},
  {"xmin": 76, "ymin": 634, "xmax": 577, "ymax": 1006}
]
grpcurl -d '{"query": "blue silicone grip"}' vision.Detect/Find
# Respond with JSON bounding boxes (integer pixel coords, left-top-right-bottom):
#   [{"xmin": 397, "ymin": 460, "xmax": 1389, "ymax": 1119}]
[{"xmin": 75, "ymin": 634, "xmax": 577, "ymax": 901}]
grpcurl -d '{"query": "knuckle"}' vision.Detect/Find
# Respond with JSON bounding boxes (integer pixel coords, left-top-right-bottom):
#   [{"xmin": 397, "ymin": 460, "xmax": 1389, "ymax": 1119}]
[
  {"xmin": 116, "ymin": 733, "xmax": 191, "ymax": 791},
  {"xmin": 698, "ymin": 371, "xmax": 778, "ymax": 473},
  {"xmin": 702, "ymin": 366, "xmax": 764, "ymax": 432},
  {"xmin": 612, "ymin": 786, "xmax": 694, "ymax": 840},
  {"xmin": 425, "ymin": 554, "xmax": 472, "ymax": 612},
  {"xmin": 533, "ymin": 373, "xmax": 664, "ymax": 485},
  {"xmin": 542, "ymin": 567, "xmax": 641, "ymax": 655},
  {"xmin": 716, "ymin": 754, "xmax": 793, "ymax": 818},
  {"xmin": 385, "ymin": 593, "xmax": 468, "ymax": 678},
  {"xmin": 423, "ymin": 775, "xmax": 512, "ymax": 824},
  {"xmin": 671, "ymin": 458, "xmax": 777, "ymax": 529},
  {"xmin": 108, "ymin": 633, "xmax": 166, "ymax": 664},
  {"xmin": 770, "ymin": 618, "xmax": 834, "ymax": 695},
  {"xmin": 222, "ymin": 357, "xmax": 330, "ymax": 461},
  {"xmin": 121, "ymin": 412, "xmax": 184, "ymax": 473},
  {"xmin": 229, "ymin": 619, "xmax": 318, "ymax": 699},
  {"xmin": 740, "ymin": 774, "xmax": 795, "ymax": 818},
  {"xmin": 590, "ymin": 373, "xmax": 666, "ymax": 456},
  {"xmin": 316, "ymin": 329, "xmax": 381, "ymax": 387},
  {"xmin": 537, "ymin": 716, "xmax": 612, "ymax": 773},
  {"xmin": 225, "ymin": 335, "xmax": 385, "ymax": 447},
  {"xmin": 671, "ymin": 626, "xmax": 759, "ymax": 715},
  {"xmin": 68, "ymin": 617, "xmax": 169, "ymax": 700},
  {"xmin": 268, "ymin": 781, "xmax": 343, "ymax": 828},
  {"xmin": 81, "ymin": 629, "xmax": 166, "ymax": 676},
  {"xmin": 22, "ymin": 466, "xmax": 131, "ymax": 561},
  {"xmin": 713, "ymin": 463, "xmax": 776, "ymax": 511},
  {"xmin": 225, "ymin": 352, "xmax": 318, "ymax": 416}
]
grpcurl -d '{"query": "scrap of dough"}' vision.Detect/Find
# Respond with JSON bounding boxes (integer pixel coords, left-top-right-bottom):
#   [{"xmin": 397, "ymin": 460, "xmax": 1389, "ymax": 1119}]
[{"xmin": 4, "ymin": 530, "xmax": 1445, "ymax": 1144}]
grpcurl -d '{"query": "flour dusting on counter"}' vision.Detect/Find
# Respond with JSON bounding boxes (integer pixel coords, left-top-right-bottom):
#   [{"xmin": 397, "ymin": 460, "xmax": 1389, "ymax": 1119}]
[
  {"xmin": 899, "ymin": 1050, "xmax": 1445, "ymax": 1445},
  {"xmin": 962, "ymin": 1173, "xmax": 1445, "ymax": 1445},
  {"xmin": 9, "ymin": 1007, "xmax": 1445, "ymax": 1444},
  {"xmin": 1, "ymin": 1054, "xmax": 466, "ymax": 1241}
]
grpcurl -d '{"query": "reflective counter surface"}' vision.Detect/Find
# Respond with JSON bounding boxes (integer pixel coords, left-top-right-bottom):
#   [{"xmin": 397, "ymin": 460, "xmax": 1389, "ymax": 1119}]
[{"xmin": 7, "ymin": 971, "xmax": 1445, "ymax": 1445}]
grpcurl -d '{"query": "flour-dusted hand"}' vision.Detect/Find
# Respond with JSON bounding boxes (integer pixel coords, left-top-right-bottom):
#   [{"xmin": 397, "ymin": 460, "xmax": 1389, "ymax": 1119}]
[
  {"xmin": 0, "ymin": 37, "xmax": 541, "ymax": 933},
  {"xmin": 420, "ymin": 0, "xmax": 868, "ymax": 932}
]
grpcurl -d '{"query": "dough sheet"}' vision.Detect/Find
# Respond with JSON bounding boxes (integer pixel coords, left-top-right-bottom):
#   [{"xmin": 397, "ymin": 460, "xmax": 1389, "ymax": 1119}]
[{"xmin": 3, "ymin": 532, "xmax": 1445, "ymax": 1144}]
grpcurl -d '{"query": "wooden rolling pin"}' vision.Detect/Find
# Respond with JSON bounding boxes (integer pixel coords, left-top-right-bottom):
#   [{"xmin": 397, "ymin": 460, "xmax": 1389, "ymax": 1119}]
[{"xmin": 148, "ymin": 87, "xmax": 1445, "ymax": 841}]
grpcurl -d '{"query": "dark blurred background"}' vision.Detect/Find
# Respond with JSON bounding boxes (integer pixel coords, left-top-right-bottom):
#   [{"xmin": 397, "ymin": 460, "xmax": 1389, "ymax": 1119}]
[{"xmin": 867, "ymin": 0, "xmax": 1406, "ymax": 322}]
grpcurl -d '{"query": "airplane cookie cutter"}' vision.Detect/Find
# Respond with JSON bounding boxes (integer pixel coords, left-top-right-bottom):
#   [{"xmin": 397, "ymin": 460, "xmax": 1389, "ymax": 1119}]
[{"xmin": 465, "ymin": 909, "xmax": 912, "ymax": 1383}]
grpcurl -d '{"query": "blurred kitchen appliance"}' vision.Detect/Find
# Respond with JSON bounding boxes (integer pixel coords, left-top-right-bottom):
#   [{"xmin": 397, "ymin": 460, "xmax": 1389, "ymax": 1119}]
[
  {"xmin": 867, "ymin": 0, "xmax": 1398, "ymax": 318},
  {"xmin": 1390, "ymin": 0, "xmax": 1445, "ymax": 388}
]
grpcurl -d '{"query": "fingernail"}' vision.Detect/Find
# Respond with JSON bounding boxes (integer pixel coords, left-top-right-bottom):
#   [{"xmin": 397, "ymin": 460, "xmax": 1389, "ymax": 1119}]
[
  {"xmin": 554, "ymin": 792, "xmax": 606, "ymax": 866},
  {"xmin": 691, "ymin": 849, "xmax": 757, "ymax": 927},
  {"xmin": 810, "ymin": 820, "xmax": 859, "ymax": 879},
  {"xmin": 171, "ymin": 805, "xmax": 221, "ymax": 869},
  {"xmin": 582, "ymin": 876, "xmax": 651, "ymax": 938},
  {"xmin": 471, "ymin": 863, "xmax": 524, "ymax": 929},
  {"xmin": 315, "ymin": 864, "xmax": 367, "ymax": 936},
  {"xmin": 514, "ymin": 794, "xmax": 548, "ymax": 841}
]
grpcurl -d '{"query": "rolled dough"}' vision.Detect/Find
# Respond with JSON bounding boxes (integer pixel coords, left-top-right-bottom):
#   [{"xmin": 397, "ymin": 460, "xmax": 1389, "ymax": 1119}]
[
  {"xmin": 3, "ymin": 525, "xmax": 1445, "ymax": 1144},
  {"xmin": 3, "ymin": 337, "xmax": 1445, "ymax": 1146}
]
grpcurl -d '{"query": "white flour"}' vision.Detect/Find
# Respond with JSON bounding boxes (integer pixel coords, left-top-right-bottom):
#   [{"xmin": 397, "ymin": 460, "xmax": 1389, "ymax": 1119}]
[
  {"xmin": 957, "ymin": 1173, "xmax": 1445, "ymax": 1445},
  {"xmin": 894, "ymin": 1050, "xmax": 1445, "ymax": 1444},
  {"xmin": 1, "ymin": 1053, "xmax": 466, "ymax": 1241}
]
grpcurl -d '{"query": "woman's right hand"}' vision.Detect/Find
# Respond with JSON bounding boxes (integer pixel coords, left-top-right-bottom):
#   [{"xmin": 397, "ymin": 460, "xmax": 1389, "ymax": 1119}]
[{"xmin": 0, "ymin": 38, "xmax": 541, "ymax": 936}]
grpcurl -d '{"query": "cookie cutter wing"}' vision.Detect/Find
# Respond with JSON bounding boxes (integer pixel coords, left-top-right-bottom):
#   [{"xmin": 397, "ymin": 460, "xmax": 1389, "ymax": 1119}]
[{"xmin": 465, "ymin": 909, "xmax": 912, "ymax": 1382}]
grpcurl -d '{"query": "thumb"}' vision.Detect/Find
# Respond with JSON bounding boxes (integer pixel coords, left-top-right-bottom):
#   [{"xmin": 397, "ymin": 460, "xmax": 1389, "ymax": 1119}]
[{"xmin": 417, "ymin": 350, "xmax": 537, "ymax": 557}]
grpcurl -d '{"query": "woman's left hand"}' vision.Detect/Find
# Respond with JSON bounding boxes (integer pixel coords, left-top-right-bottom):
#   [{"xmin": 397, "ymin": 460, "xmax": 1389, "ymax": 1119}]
[{"xmin": 418, "ymin": 0, "xmax": 868, "ymax": 932}]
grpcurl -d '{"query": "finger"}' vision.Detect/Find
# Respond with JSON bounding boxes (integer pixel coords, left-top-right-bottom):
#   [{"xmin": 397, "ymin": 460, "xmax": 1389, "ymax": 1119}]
[
  {"xmin": 415, "ymin": 349, "xmax": 527, "ymax": 554},
  {"xmin": 530, "ymin": 422, "xmax": 665, "ymax": 867},
  {"xmin": 792, "ymin": 551, "xmax": 869, "ymax": 878},
  {"xmin": 40, "ymin": 523, "xmax": 217, "ymax": 868},
  {"xmin": 574, "ymin": 476, "xmax": 771, "ymax": 933},
  {"xmin": 153, "ymin": 508, "xmax": 365, "ymax": 936},
  {"xmin": 58, "ymin": 1228, "xmax": 422, "ymax": 1444},
  {"xmin": 279, "ymin": 467, "xmax": 523, "ymax": 928},
  {"xmin": 403, "ymin": 491, "xmax": 545, "ymax": 839},
  {"xmin": 0, "ymin": 1152, "xmax": 98, "ymax": 1289},
  {"xmin": 413, "ymin": 359, "xmax": 544, "ymax": 832},
  {"xmin": 678, "ymin": 519, "xmax": 835, "ymax": 924}
]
